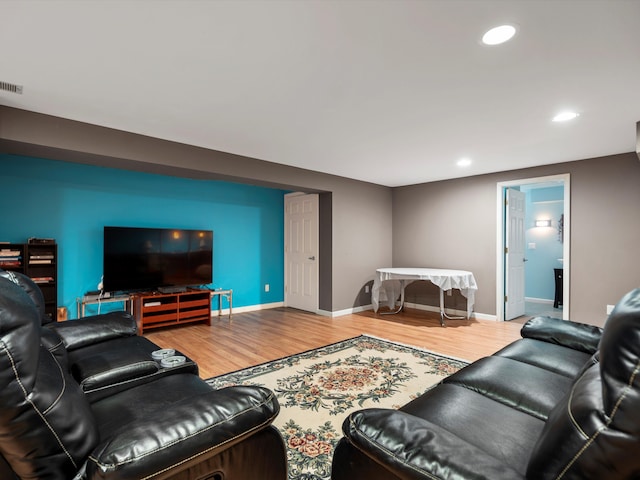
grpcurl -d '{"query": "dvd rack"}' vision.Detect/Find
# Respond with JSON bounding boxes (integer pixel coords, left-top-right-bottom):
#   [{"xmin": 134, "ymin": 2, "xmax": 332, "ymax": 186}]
[{"xmin": 0, "ymin": 241, "xmax": 58, "ymax": 321}]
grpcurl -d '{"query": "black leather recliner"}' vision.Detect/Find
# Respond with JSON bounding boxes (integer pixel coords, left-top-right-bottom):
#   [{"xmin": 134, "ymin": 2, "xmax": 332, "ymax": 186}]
[
  {"xmin": 0, "ymin": 269, "xmax": 201, "ymax": 402},
  {"xmin": 332, "ymin": 288, "xmax": 640, "ymax": 479},
  {"xmin": 0, "ymin": 271, "xmax": 287, "ymax": 479}
]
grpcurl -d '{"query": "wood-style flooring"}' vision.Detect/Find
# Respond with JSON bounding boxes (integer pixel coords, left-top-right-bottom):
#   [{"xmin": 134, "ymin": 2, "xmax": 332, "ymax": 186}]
[{"xmin": 144, "ymin": 307, "xmax": 523, "ymax": 380}]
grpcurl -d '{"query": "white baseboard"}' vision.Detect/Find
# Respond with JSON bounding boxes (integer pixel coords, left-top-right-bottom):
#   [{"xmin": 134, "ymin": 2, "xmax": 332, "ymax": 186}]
[
  {"xmin": 213, "ymin": 301, "xmax": 499, "ymax": 321},
  {"xmin": 210, "ymin": 301, "xmax": 284, "ymax": 317},
  {"xmin": 320, "ymin": 302, "xmax": 497, "ymax": 321},
  {"xmin": 472, "ymin": 312, "xmax": 497, "ymax": 321},
  {"xmin": 317, "ymin": 304, "xmax": 374, "ymax": 318},
  {"xmin": 525, "ymin": 297, "xmax": 554, "ymax": 304}
]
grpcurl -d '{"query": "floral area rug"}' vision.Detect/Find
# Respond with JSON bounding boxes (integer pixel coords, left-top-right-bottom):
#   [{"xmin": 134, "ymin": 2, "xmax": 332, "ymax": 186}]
[{"xmin": 206, "ymin": 334, "xmax": 468, "ymax": 480}]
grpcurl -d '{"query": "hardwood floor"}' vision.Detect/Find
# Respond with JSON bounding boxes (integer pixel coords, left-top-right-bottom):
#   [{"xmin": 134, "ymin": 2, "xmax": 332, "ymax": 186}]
[{"xmin": 144, "ymin": 307, "xmax": 524, "ymax": 379}]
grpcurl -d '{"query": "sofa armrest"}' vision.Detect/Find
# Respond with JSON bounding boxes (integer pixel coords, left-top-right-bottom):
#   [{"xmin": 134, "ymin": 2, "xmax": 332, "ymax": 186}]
[
  {"xmin": 86, "ymin": 385, "xmax": 280, "ymax": 480},
  {"xmin": 521, "ymin": 316, "xmax": 603, "ymax": 354},
  {"xmin": 342, "ymin": 409, "xmax": 522, "ymax": 480},
  {"xmin": 71, "ymin": 350, "xmax": 160, "ymax": 392},
  {"xmin": 46, "ymin": 312, "xmax": 138, "ymax": 351}
]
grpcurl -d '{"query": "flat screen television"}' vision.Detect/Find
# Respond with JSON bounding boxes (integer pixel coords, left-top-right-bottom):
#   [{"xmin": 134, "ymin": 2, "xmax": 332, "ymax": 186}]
[{"xmin": 103, "ymin": 226, "xmax": 213, "ymax": 293}]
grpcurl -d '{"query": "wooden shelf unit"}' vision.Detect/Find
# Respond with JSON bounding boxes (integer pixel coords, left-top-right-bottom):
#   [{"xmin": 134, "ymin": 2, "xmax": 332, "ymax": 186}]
[
  {"xmin": 132, "ymin": 289, "xmax": 211, "ymax": 334},
  {"xmin": 27, "ymin": 243, "xmax": 58, "ymax": 321},
  {"xmin": 0, "ymin": 243, "xmax": 26, "ymax": 274},
  {"xmin": 1, "ymin": 242, "xmax": 58, "ymax": 322}
]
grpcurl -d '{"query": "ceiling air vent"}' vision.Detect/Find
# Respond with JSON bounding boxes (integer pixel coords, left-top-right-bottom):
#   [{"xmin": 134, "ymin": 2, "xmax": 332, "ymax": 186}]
[{"xmin": 0, "ymin": 81, "xmax": 23, "ymax": 94}]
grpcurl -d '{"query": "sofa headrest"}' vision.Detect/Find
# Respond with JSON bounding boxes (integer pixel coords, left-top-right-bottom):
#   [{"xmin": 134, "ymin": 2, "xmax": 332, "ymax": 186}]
[
  {"xmin": 0, "ymin": 276, "xmax": 41, "ymax": 379},
  {"xmin": 526, "ymin": 288, "xmax": 640, "ymax": 479},
  {"xmin": 0, "ymin": 269, "xmax": 51, "ymax": 324},
  {"xmin": 599, "ymin": 288, "xmax": 640, "ymax": 410},
  {"xmin": 0, "ymin": 276, "xmax": 99, "ymax": 478}
]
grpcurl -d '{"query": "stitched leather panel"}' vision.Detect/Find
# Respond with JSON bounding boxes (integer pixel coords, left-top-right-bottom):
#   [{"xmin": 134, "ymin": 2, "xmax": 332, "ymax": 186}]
[
  {"xmin": 0, "ymin": 278, "xmax": 99, "ymax": 479},
  {"xmin": 527, "ymin": 288, "xmax": 640, "ymax": 479}
]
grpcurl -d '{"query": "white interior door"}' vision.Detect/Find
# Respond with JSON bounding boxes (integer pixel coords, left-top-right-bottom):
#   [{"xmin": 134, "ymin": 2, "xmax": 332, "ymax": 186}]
[
  {"xmin": 284, "ymin": 193, "xmax": 319, "ymax": 312},
  {"xmin": 505, "ymin": 188, "xmax": 526, "ymax": 320}
]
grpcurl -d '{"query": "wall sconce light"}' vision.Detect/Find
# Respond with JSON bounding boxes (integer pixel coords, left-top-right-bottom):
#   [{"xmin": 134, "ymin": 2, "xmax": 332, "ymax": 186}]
[{"xmin": 535, "ymin": 219, "xmax": 552, "ymax": 227}]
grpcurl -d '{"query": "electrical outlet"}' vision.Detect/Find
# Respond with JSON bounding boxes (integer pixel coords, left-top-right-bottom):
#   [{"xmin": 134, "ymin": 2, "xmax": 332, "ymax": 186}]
[
  {"xmin": 265, "ymin": 284, "xmax": 270, "ymax": 292},
  {"xmin": 365, "ymin": 285, "xmax": 370, "ymax": 294},
  {"xmin": 606, "ymin": 304, "xmax": 615, "ymax": 315}
]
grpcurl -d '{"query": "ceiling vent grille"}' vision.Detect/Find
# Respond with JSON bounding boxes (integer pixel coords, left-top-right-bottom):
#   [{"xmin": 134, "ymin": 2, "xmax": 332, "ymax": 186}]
[{"xmin": 0, "ymin": 81, "xmax": 23, "ymax": 94}]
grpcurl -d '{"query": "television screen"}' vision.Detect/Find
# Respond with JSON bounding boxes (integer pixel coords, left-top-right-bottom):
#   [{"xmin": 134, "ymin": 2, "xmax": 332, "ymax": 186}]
[{"xmin": 103, "ymin": 226, "xmax": 213, "ymax": 292}]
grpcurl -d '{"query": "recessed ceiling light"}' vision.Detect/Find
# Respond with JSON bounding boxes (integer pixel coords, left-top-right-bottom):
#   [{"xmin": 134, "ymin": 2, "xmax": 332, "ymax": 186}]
[
  {"xmin": 482, "ymin": 25, "xmax": 517, "ymax": 45},
  {"xmin": 552, "ymin": 111, "xmax": 580, "ymax": 122},
  {"xmin": 457, "ymin": 158, "xmax": 472, "ymax": 167}
]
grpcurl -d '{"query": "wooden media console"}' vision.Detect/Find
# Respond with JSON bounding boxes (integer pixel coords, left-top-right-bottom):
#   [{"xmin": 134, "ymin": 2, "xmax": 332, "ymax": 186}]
[{"xmin": 132, "ymin": 289, "xmax": 211, "ymax": 334}]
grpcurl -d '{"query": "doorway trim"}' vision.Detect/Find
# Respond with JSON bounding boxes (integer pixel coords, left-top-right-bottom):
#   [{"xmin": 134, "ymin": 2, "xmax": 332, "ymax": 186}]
[{"xmin": 496, "ymin": 174, "xmax": 571, "ymax": 321}]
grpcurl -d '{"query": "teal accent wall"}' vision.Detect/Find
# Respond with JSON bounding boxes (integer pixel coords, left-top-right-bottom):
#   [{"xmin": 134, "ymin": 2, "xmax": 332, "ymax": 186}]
[
  {"xmin": 0, "ymin": 155, "xmax": 286, "ymax": 318},
  {"xmin": 524, "ymin": 186, "xmax": 564, "ymax": 300}
]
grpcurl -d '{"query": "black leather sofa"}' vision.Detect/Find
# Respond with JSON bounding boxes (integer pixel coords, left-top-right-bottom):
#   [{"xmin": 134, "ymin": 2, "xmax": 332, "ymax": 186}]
[
  {"xmin": 332, "ymin": 288, "xmax": 640, "ymax": 479},
  {"xmin": 1, "ymin": 269, "xmax": 203, "ymax": 403},
  {"xmin": 0, "ymin": 270, "xmax": 287, "ymax": 480}
]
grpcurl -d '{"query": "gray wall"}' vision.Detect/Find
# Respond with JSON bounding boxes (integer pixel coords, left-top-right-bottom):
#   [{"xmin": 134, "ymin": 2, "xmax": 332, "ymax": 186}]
[
  {"xmin": 0, "ymin": 106, "xmax": 393, "ymax": 312},
  {"xmin": 392, "ymin": 152, "xmax": 640, "ymax": 327},
  {"xmin": 2, "ymin": 106, "xmax": 638, "ymax": 324}
]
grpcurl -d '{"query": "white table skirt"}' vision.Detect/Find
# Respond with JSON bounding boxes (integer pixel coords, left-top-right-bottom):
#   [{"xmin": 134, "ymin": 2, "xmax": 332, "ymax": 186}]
[{"xmin": 372, "ymin": 267, "xmax": 478, "ymax": 317}]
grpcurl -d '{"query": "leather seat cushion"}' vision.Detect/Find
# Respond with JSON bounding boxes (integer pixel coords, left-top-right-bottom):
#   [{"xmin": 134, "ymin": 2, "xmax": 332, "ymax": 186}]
[
  {"xmin": 443, "ymin": 356, "xmax": 574, "ymax": 420},
  {"xmin": 90, "ymin": 374, "xmax": 215, "ymax": 439},
  {"xmin": 401, "ymin": 383, "xmax": 544, "ymax": 475}
]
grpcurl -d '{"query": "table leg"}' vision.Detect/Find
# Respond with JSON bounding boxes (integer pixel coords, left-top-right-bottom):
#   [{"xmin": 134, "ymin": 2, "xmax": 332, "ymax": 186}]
[
  {"xmin": 216, "ymin": 291, "xmax": 232, "ymax": 322},
  {"xmin": 439, "ymin": 288, "xmax": 467, "ymax": 327}
]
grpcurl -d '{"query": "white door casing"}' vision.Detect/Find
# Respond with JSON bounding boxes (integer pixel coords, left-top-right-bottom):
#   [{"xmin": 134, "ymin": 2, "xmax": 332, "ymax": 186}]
[
  {"xmin": 284, "ymin": 193, "xmax": 319, "ymax": 312},
  {"xmin": 496, "ymin": 174, "xmax": 570, "ymax": 321},
  {"xmin": 505, "ymin": 188, "xmax": 526, "ymax": 320}
]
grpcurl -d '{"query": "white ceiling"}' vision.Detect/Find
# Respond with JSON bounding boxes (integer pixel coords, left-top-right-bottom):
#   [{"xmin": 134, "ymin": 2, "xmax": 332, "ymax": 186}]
[{"xmin": 2, "ymin": 0, "xmax": 639, "ymax": 187}]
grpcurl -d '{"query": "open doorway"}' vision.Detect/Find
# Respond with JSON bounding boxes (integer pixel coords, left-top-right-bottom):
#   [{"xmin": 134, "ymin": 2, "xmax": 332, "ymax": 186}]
[{"xmin": 496, "ymin": 174, "xmax": 570, "ymax": 322}]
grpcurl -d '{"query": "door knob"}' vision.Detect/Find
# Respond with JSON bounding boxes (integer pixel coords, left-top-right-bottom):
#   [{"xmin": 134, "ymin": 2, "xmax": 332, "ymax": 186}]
[{"xmin": 308, "ymin": 256, "xmax": 316, "ymax": 260}]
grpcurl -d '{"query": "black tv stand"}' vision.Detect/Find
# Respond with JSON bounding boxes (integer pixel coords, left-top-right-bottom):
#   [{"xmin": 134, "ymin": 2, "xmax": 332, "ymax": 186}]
[{"xmin": 157, "ymin": 286, "xmax": 188, "ymax": 294}]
